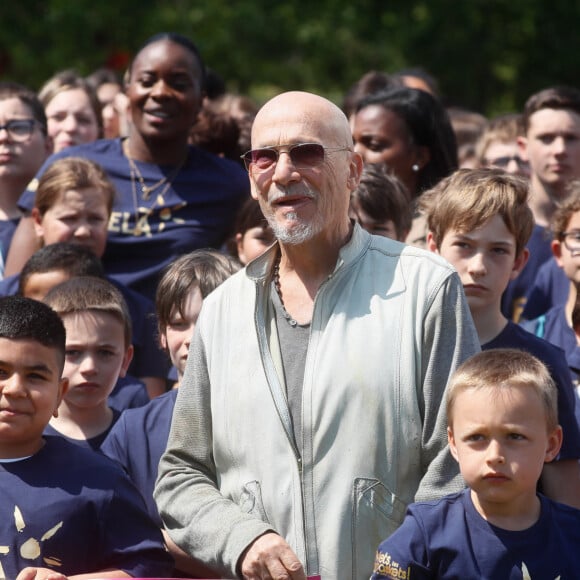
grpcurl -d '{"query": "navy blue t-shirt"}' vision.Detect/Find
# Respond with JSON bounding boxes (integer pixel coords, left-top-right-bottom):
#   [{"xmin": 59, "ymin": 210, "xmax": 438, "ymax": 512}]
[
  {"xmin": 501, "ymin": 224, "xmax": 553, "ymax": 321},
  {"xmin": 20, "ymin": 138, "xmax": 250, "ymax": 300},
  {"xmin": 0, "ymin": 436, "xmax": 173, "ymax": 578},
  {"xmin": 102, "ymin": 389, "xmax": 177, "ymax": 525},
  {"xmin": 44, "ymin": 408, "xmax": 121, "ymax": 451},
  {"xmin": 523, "ymin": 305, "xmax": 580, "ymax": 382},
  {"xmin": 521, "ymin": 258, "xmax": 569, "ymax": 320},
  {"xmin": 483, "ymin": 321, "xmax": 580, "ymax": 459},
  {"xmin": 0, "ymin": 217, "xmax": 19, "ymax": 278},
  {"xmin": 372, "ymin": 489, "xmax": 580, "ymax": 579},
  {"xmin": 108, "ymin": 375, "xmax": 149, "ymax": 413}
]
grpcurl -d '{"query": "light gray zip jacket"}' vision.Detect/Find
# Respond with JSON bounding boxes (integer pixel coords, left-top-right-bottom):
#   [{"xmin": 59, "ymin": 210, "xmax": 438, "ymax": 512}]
[{"xmin": 155, "ymin": 225, "xmax": 479, "ymax": 579}]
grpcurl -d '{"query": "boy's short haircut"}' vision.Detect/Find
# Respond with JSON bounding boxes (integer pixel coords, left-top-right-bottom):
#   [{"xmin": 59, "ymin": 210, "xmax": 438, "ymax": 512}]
[
  {"xmin": 0, "ymin": 295, "xmax": 66, "ymax": 370},
  {"xmin": 156, "ymin": 249, "xmax": 240, "ymax": 335},
  {"xmin": 420, "ymin": 167, "xmax": 533, "ymax": 257},
  {"xmin": 350, "ymin": 163, "xmax": 412, "ymax": 240},
  {"xmin": 523, "ymin": 86, "xmax": 580, "ymax": 133},
  {"xmin": 0, "ymin": 81, "xmax": 48, "ymax": 134},
  {"xmin": 34, "ymin": 157, "xmax": 115, "ymax": 217},
  {"xmin": 18, "ymin": 243, "xmax": 105, "ymax": 295},
  {"xmin": 476, "ymin": 113, "xmax": 525, "ymax": 164},
  {"xmin": 446, "ymin": 348, "xmax": 558, "ymax": 432},
  {"xmin": 551, "ymin": 181, "xmax": 580, "ymax": 239},
  {"xmin": 43, "ymin": 276, "xmax": 132, "ymax": 348}
]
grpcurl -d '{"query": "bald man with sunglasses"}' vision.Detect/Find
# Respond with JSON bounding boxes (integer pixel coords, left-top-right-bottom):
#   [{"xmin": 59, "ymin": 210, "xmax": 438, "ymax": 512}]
[{"xmin": 155, "ymin": 91, "xmax": 479, "ymax": 580}]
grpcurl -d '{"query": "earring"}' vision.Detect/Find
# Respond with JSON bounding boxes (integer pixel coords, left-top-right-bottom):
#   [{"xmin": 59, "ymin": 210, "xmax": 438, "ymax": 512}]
[{"xmin": 412, "ymin": 164, "xmax": 419, "ymax": 172}]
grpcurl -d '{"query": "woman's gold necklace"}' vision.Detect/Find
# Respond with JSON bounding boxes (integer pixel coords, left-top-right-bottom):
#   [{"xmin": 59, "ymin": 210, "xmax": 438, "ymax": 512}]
[{"xmin": 125, "ymin": 142, "xmax": 188, "ymax": 236}]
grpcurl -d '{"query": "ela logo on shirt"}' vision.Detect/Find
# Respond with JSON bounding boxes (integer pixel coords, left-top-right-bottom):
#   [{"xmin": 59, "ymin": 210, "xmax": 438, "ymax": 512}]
[
  {"xmin": 522, "ymin": 562, "xmax": 560, "ymax": 579},
  {"xmin": 0, "ymin": 505, "xmax": 63, "ymax": 578}
]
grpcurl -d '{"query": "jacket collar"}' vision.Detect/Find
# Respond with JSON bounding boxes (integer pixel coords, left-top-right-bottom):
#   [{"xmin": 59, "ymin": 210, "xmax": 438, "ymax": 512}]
[{"xmin": 245, "ymin": 221, "xmax": 372, "ymax": 283}]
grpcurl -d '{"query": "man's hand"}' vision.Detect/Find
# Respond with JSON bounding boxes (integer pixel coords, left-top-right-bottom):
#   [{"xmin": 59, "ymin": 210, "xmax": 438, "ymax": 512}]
[
  {"xmin": 240, "ymin": 532, "xmax": 306, "ymax": 579},
  {"xmin": 16, "ymin": 567, "xmax": 67, "ymax": 580}
]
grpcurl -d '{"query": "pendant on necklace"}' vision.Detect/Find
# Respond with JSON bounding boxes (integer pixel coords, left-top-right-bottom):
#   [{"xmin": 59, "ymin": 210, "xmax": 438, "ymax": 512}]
[{"xmin": 141, "ymin": 186, "xmax": 152, "ymax": 200}]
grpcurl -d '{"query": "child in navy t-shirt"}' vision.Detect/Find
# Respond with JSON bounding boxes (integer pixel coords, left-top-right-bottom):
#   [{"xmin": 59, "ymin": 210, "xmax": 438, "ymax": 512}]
[
  {"xmin": 102, "ymin": 249, "xmax": 239, "ymax": 577},
  {"xmin": 0, "ymin": 296, "xmax": 172, "ymax": 579},
  {"xmin": 372, "ymin": 349, "xmax": 580, "ymax": 579}
]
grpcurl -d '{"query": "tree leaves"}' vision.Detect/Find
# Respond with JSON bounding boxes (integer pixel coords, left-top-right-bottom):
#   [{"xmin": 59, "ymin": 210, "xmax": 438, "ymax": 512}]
[{"xmin": 1, "ymin": 0, "xmax": 578, "ymax": 115}]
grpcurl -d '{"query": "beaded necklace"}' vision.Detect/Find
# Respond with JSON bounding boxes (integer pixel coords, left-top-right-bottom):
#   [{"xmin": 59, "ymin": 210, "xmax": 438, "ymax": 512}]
[{"xmin": 273, "ymin": 257, "xmax": 299, "ymax": 327}]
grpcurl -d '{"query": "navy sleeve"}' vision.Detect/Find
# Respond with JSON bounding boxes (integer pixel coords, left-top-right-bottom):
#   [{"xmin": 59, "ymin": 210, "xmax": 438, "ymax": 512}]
[
  {"xmin": 99, "ymin": 468, "xmax": 173, "ymax": 577},
  {"xmin": 101, "ymin": 412, "xmax": 130, "ymax": 469},
  {"xmin": 545, "ymin": 351, "xmax": 580, "ymax": 460},
  {"xmin": 371, "ymin": 508, "xmax": 433, "ymax": 580},
  {"xmin": 108, "ymin": 376, "xmax": 150, "ymax": 413}
]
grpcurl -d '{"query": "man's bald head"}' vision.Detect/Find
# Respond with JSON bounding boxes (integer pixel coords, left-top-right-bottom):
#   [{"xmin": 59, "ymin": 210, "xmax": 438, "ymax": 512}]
[{"xmin": 252, "ymin": 91, "xmax": 353, "ymax": 149}]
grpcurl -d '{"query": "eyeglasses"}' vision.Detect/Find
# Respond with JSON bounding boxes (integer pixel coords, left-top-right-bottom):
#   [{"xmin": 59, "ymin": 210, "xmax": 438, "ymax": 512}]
[
  {"xmin": 241, "ymin": 142, "xmax": 351, "ymax": 173},
  {"xmin": 561, "ymin": 231, "xmax": 580, "ymax": 253},
  {"xmin": 0, "ymin": 119, "xmax": 37, "ymax": 142},
  {"xmin": 485, "ymin": 155, "xmax": 529, "ymax": 170}
]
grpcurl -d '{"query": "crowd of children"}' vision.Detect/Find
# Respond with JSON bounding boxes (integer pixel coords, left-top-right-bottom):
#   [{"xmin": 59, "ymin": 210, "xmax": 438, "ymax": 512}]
[{"xmin": 2, "ymin": 28, "xmax": 580, "ymax": 580}]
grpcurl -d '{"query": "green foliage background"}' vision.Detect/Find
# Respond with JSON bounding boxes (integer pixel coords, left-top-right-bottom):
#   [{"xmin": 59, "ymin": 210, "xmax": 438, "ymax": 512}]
[{"xmin": 1, "ymin": 0, "xmax": 579, "ymax": 115}]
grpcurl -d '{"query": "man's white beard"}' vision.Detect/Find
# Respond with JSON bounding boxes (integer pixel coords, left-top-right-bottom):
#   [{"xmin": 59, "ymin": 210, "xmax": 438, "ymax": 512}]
[
  {"xmin": 268, "ymin": 211, "xmax": 323, "ymax": 245},
  {"xmin": 262, "ymin": 183, "xmax": 323, "ymax": 245}
]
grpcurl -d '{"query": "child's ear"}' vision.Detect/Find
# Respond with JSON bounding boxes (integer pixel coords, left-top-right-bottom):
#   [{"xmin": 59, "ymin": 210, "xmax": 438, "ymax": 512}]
[
  {"xmin": 31, "ymin": 208, "xmax": 44, "ymax": 240},
  {"xmin": 551, "ymin": 239, "xmax": 565, "ymax": 268},
  {"xmin": 235, "ymin": 233, "xmax": 247, "ymax": 265},
  {"xmin": 426, "ymin": 231, "xmax": 439, "ymax": 254},
  {"xmin": 509, "ymin": 248, "xmax": 530, "ymax": 281},
  {"xmin": 517, "ymin": 135, "xmax": 529, "ymax": 161},
  {"xmin": 118, "ymin": 344, "xmax": 134, "ymax": 379},
  {"xmin": 447, "ymin": 426, "xmax": 460, "ymax": 463},
  {"xmin": 159, "ymin": 332, "xmax": 168, "ymax": 352},
  {"xmin": 545, "ymin": 425, "xmax": 563, "ymax": 463},
  {"xmin": 53, "ymin": 377, "xmax": 69, "ymax": 418}
]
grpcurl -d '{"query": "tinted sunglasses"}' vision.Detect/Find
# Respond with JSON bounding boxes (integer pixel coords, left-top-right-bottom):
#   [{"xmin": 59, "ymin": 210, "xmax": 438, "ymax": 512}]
[{"xmin": 241, "ymin": 142, "xmax": 351, "ymax": 173}]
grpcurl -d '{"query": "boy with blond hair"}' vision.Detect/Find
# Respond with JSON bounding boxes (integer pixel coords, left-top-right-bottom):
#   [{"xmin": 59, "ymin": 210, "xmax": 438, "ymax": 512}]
[
  {"xmin": 422, "ymin": 167, "xmax": 580, "ymax": 507},
  {"xmin": 372, "ymin": 349, "xmax": 580, "ymax": 578}
]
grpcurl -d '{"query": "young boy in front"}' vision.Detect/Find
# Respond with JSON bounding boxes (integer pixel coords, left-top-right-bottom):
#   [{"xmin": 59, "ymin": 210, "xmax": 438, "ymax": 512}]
[
  {"xmin": 42, "ymin": 276, "xmax": 134, "ymax": 450},
  {"xmin": 0, "ymin": 295, "xmax": 172, "ymax": 579},
  {"xmin": 372, "ymin": 348, "xmax": 580, "ymax": 579},
  {"xmin": 423, "ymin": 167, "xmax": 580, "ymax": 507}
]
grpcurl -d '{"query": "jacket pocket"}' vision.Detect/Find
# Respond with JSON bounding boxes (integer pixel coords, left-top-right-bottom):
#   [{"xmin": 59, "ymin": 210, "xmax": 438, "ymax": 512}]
[
  {"xmin": 239, "ymin": 480, "xmax": 271, "ymax": 524},
  {"xmin": 352, "ymin": 478, "xmax": 407, "ymax": 579}
]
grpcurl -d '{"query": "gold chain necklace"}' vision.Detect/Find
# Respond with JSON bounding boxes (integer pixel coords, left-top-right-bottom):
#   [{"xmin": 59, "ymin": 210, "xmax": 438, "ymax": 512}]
[
  {"xmin": 127, "ymin": 153, "xmax": 188, "ymax": 237},
  {"xmin": 127, "ymin": 156, "xmax": 170, "ymax": 200}
]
